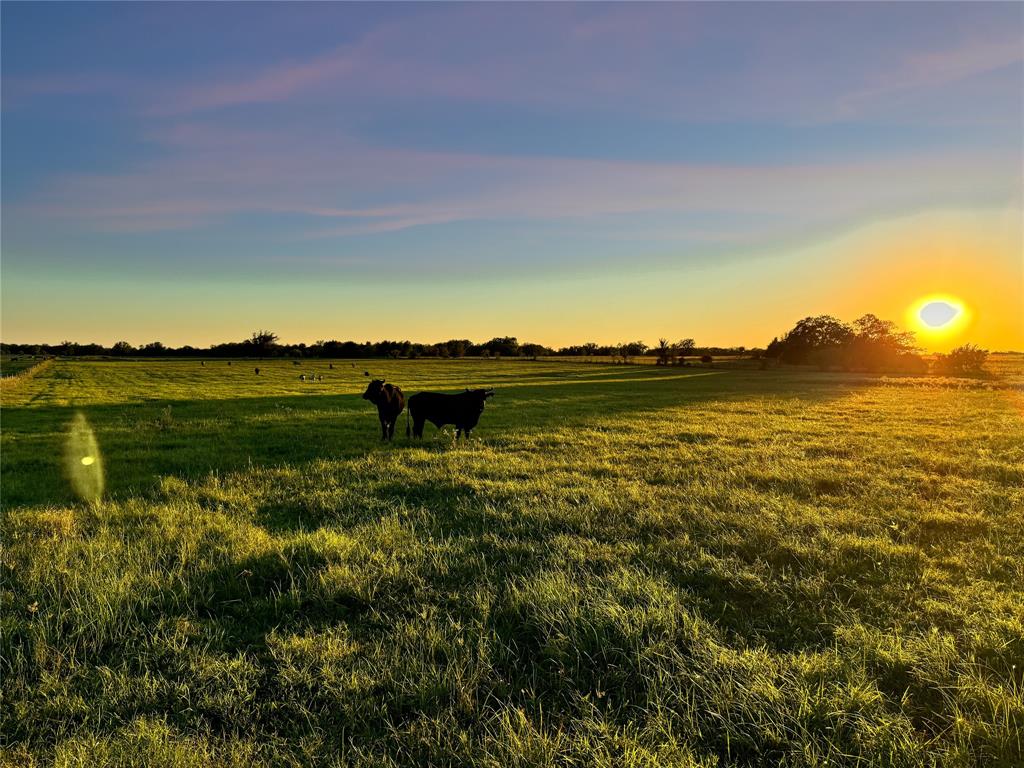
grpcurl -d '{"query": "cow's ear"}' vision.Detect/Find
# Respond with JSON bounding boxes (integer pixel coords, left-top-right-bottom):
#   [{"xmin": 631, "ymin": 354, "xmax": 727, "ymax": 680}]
[{"xmin": 381, "ymin": 378, "xmax": 385, "ymax": 383}]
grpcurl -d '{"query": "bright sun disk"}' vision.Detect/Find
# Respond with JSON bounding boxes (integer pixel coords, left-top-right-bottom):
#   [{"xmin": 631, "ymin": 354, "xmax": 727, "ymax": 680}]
[
  {"xmin": 907, "ymin": 294, "xmax": 970, "ymax": 342},
  {"xmin": 919, "ymin": 300, "xmax": 958, "ymax": 328}
]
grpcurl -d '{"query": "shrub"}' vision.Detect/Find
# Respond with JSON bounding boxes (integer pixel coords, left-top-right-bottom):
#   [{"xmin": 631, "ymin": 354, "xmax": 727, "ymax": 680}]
[
  {"xmin": 893, "ymin": 353, "xmax": 928, "ymax": 374},
  {"xmin": 933, "ymin": 344, "xmax": 988, "ymax": 376}
]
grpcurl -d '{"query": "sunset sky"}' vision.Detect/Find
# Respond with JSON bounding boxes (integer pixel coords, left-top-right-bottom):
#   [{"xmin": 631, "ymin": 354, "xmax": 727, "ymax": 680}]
[{"xmin": 2, "ymin": 2, "xmax": 1022, "ymax": 351}]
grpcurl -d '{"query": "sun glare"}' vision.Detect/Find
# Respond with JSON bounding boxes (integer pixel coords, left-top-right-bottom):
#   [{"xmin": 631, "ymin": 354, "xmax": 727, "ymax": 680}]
[{"xmin": 907, "ymin": 294, "xmax": 970, "ymax": 343}]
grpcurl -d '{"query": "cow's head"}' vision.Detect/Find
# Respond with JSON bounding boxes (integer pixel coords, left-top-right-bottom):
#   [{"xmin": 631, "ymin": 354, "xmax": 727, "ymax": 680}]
[
  {"xmin": 465, "ymin": 388, "xmax": 495, "ymax": 407},
  {"xmin": 363, "ymin": 378, "xmax": 385, "ymax": 401}
]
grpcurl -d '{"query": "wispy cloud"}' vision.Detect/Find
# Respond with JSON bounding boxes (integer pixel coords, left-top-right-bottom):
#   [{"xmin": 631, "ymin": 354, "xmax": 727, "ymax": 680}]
[
  {"xmin": 150, "ymin": 44, "xmax": 362, "ymax": 115},
  {"xmin": 836, "ymin": 36, "xmax": 1024, "ymax": 117},
  {"xmin": 129, "ymin": 5, "xmax": 1024, "ymax": 127},
  {"xmin": 5, "ymin": 4, "xmax": 1020, "ymax": 129},
  {"xmin": 17, "ymin": 121, "xmax": 1019, "ymax": 247},
  {"xmin": 1, "ymin": 72, "xmax": 133, "ymax": 109}
]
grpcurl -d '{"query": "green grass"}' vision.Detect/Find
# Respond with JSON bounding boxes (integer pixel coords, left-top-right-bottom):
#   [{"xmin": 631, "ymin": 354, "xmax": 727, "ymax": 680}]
[
  {"xmin": 0, "ymin": 357, "xmax": 50, "ymax": 379},
  {"xmin": 2, "ymin": 358, "xmax": 1022, "ymax": 767}
]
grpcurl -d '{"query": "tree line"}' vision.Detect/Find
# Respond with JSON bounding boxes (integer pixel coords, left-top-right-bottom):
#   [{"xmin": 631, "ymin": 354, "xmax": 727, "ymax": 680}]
[
  {"xmin": 2, "ymin": 314, "xmax": 991, "ymax": 375},
  {"xmin": 1, "ymin": 331, "xmax": 748, "ymax": 362}
]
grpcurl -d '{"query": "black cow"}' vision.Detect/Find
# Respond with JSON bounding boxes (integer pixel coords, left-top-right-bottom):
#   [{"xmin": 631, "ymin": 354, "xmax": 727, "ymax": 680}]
[
  {"xmin": 407, "ymin": 388, "xmax": 494, "ymax": 440},
  {"xmin": 363, "ymin": 379, "xmax": 405, "ymax": 441}
]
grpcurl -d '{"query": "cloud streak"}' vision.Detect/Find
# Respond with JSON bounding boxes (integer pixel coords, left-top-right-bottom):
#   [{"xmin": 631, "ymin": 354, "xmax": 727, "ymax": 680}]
[
  {"xmin": 130, "ymin": 4, "xmax": 1024, "ymax": 127},
  {"xmin": 836, "ymin": 36, "xmax": 1024, "ymax": 117},
  {"xmin": 18, "ymin": 122, "xmax": 1019, "ymax": 251}
]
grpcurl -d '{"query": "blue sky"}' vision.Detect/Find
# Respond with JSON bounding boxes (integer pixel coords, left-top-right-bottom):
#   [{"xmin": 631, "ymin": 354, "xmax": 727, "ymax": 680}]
[{"xmin": 2, "ymin": 2, "xmax": 1021, "ymax": 347}]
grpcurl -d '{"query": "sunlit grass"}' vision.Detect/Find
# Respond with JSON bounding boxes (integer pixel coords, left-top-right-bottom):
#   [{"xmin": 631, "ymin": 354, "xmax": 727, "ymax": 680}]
[{"xmin": 2, "ymin": 358, "xmax": 1022, "ymax": 766}]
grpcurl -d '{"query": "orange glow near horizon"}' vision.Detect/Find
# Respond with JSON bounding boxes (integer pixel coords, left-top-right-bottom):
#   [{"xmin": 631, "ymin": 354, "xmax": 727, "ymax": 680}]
[
  {"xmin": 1, "ymin": 211, "xmax": 1019, "ymax": 353},
  {"xmin": 822, "ymin": 209, "xmax": 1022, "ymax": 353}
]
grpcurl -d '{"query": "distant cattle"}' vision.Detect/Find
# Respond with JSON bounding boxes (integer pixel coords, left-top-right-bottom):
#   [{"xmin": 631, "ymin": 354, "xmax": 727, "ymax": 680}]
[
  {"xmin": 363, "ymin": 379, "xmax": 405, "ymax": 441},
  {"xmin": 300, "ymin": 374, "xmax": 306, "ymax": 381},
  {"xmin": 408, "ymin": 388, "xmax": 494, "ymax": 440},
  {"xmin": 255, "ymin": 367, "xmax": 260, "ymax": 375}
]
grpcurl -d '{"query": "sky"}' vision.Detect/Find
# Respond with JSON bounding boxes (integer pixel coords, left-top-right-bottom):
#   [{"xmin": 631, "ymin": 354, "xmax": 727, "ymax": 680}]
[{"xmin": 2, "ymin": 2, "xmax": 1022, "ymax": 351}]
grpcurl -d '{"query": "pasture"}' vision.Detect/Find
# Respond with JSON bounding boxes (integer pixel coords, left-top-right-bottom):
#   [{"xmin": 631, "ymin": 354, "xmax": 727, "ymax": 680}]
[{"xmin": 2, "ymin": 358, "xmax": 1022, "ymax": 767}]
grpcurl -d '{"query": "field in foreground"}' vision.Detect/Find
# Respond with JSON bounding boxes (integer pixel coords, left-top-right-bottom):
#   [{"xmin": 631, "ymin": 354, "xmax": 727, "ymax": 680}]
[{"xmin": 2, "ymin": 358, "xmax": 1022, "ymax": 767}]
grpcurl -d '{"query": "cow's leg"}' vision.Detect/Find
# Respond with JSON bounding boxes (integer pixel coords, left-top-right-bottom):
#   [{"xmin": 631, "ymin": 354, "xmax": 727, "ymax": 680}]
[
  {"xmin": 388, "ymin": 420, "xmax": 397, "ymax": 440},
  {"xmin": 380, "ymin": 415, "xmax": 388, "ymax": 441},
  {"xmin": 413, "ymin": 417, "xmax": 425, "ymax": 438}
]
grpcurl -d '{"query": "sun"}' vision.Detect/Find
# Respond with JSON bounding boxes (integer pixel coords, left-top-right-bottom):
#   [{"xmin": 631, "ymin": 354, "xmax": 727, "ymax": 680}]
[{"xmin": 906, "ymin": 294, "xmax": 970, "ymax": 341}]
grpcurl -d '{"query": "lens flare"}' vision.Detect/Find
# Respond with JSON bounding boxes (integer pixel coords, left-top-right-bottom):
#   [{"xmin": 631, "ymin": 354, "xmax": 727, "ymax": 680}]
[{"xmin": 65, "ymin": 412, "xmax": 104, "ymax": 503}]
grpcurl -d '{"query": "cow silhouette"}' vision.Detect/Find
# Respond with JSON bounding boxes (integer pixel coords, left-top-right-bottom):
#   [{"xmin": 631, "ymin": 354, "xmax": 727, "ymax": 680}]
[
  {"xmin": 408, "ymin": 388, "xmax": 494, "ymax": 440},
  {"xmin": 363, "ymin": 379, "xmax": 405, "ymax": 441}
]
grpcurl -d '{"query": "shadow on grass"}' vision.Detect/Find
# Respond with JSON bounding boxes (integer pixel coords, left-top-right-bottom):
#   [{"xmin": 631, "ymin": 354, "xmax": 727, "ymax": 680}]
[{"xmin": 1, "ymin": 369, "xmax": 867, "ymax": 507}]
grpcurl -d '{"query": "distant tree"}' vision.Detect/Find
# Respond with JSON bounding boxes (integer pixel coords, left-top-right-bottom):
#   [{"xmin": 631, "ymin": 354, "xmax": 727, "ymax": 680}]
[
  {"xmin": 59, "ymin": 340, "xmax": 78, "ymax": 356},
  {"xmin": 676, "ymin": 338, "xmax": 696, "ymax": 364},
  {"xmin": 618, "ymin": 341, "xmax": 647, "ymax": 364},
  {"xmin": 442, "ymin": 339, "xmax": 471, "ymax": 358},
  {"xmin": 521, "ymin": 343, "xmax": 549, "ymax": 360},
  {"xmin": 700, "ymin": 354, "xmax": 713, "ymax": 364},
  {"xmin": 111, "ymin": 341, "xmax": 135, "ymax": 356},
  {"xmin": 142, "ymin": 341, "xmax": 167, "ymax": 355},
  {"xmin": 845, "ymin": 314, "xmax": 918, "ymax": 371},
  {"xmin": 482, "ymin": 337, "xmax": 520, "ymax": 358},
  {"xmin": 770, "ymin": 313, "xmax": 925, "ymax": 372},
  {"xmin": 249, "ymin": 330, "xmax": 279, "ymax": 355},
  {"xmin": 656, "ymin": 338, "xmax": 673, "ymax": 366},
  {"xmin": 773, "ymin": 316, "xmax": 853, "ymax": 365},
  {"xmin": 933, "ymin": 344, "xmax": 988, "ymax": 376}
]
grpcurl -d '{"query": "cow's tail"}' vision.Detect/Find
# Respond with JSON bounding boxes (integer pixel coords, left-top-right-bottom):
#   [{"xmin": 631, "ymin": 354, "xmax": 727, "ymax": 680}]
[{"xmin": 406, "ymin": 406, "xmax": 411, "ymax": 438}]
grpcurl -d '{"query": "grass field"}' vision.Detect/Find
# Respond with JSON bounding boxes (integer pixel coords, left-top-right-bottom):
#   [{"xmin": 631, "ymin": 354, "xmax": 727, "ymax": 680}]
[
  {"xmin": 0, "ymin": 357, "xmax": 48, "ymax": 379},
  {"xmin": 2, "ymin": 358, "xmax": 1022, "ymax": 766}
]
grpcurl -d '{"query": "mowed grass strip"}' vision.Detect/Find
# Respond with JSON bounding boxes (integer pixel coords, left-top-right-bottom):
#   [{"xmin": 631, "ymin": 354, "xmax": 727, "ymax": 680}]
[{"xmin": 2, "ymin": 359, "xmax": 1022, "ymax": 767}]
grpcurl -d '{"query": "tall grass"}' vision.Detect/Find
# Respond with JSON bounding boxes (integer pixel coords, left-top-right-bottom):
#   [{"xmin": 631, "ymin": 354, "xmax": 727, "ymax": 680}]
[{"xmin": 2, "ymin": 359, "xmax": 1022, "ymax": 766}]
